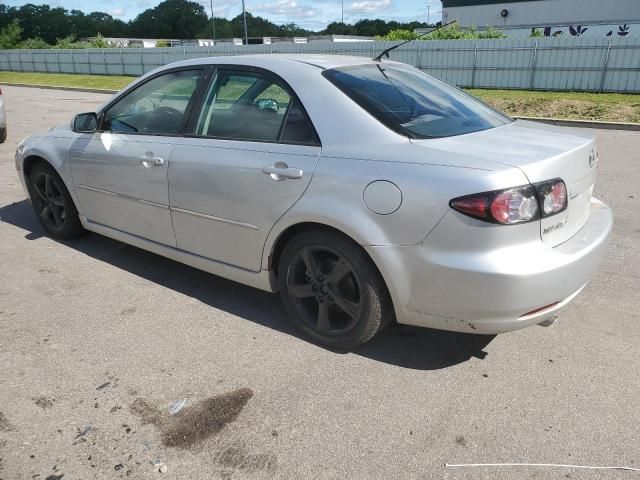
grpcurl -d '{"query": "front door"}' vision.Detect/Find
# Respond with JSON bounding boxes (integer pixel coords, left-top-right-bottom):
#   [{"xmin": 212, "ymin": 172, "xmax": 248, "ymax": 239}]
[
  {"xmin": 169, "ymin": 68, "xmax": 321, "ymax": 271},
  {"xmin": 69, "ymin": 68, "xmax": 204, "ymax": 247}
]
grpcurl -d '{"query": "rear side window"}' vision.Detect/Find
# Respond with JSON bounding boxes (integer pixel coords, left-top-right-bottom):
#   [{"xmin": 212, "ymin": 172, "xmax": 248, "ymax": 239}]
[
  {"xmin": 323, "ymin": 64, "xmax": 511, "ymax": 139},
  {"xmin": 195, "ymin": 69, "xmax": 319, "ymax": 145}
]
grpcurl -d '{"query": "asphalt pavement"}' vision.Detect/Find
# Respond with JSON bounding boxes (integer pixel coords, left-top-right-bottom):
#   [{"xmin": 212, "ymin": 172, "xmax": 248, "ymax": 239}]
[{"xmin": 0, "ymin": 85, "xmax": 638, "ymax": 480}]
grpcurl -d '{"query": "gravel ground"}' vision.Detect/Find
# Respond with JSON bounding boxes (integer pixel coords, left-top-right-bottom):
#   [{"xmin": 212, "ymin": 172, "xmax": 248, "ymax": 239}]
[{"xmin": 0, "ymin": 86, "xmax": 638, "ymax": 480}]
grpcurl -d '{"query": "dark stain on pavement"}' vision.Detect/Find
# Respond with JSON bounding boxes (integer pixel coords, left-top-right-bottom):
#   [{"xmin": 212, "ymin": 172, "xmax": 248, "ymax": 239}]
[
  {"xmin": 33, "ymin": 396, "xmax": 55, "ymax": 409},
  {"xmin": 130, "ymin": 388, "xmax": 253, "ymax": 449},
  {"xmin": 216, "ymin": 444, "xmax": 277, "ymax": 473},
  {"xmin": 0, "ymin": 412, "xmax": 15, "ymax": 431}
]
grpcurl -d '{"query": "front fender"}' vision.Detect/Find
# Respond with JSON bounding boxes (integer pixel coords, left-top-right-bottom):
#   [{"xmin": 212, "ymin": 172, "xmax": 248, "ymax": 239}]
[{"xmin": 18, "ymin": 133, "xmax": 77, "ymax": 207}]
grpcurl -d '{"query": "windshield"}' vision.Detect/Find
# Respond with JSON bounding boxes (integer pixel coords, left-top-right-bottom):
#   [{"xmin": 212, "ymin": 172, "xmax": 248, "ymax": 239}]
[{"xmin": 323, "ymin": 64, "xmax": 511, "ymax": 139}]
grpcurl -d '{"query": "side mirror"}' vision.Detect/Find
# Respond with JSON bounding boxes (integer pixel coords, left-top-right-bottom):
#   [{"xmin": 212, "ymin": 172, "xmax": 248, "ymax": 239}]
[
  {"xmin": 73, "ymin": 112, "xmax": 98, "ymax": 133},
  {"xmin": 255, "ymin": 98, "xmax": 279, "ymax": 113}
]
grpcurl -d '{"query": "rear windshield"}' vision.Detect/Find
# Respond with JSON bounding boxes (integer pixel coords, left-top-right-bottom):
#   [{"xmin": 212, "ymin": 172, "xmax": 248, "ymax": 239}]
[{"xmin": 323, "ymin": 64, "xmax": 511, "ymax": 139}]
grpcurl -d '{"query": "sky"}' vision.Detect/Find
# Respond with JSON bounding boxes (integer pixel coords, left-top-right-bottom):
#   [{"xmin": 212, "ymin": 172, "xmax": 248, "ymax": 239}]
[{"xmin": 2, "ymin": 0, "xmax": 444, "ymax": 31}]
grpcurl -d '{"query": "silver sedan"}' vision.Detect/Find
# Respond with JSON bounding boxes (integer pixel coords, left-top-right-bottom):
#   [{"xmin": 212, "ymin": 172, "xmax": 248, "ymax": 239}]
[{"xmin": 15, "ymin": 54, "xmax": 613, "ymax": 348}]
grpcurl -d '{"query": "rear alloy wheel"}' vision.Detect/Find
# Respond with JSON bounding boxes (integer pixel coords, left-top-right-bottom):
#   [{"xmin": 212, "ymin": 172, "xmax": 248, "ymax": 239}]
[
  {"xmin": 278, "ymin": 231, "xmax": 393, "ymax": 349},
  {"xmin": 28, "ymin": 163, "xmax": 84, "ymax": 240}
]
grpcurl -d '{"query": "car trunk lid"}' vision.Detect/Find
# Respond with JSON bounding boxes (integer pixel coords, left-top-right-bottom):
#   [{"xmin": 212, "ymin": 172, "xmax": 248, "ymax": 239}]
[{"xmin": 411, "ymin": 120, "xmax": 597, "ymax": 246}]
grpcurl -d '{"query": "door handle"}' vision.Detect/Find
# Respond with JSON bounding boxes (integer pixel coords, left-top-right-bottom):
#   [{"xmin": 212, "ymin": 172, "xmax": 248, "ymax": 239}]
[
  {"xmin": 262, "ymin": 164, "xmax": 303, "ymax": 180},
  {"xmin": 139, "ymin": 155, "xmax": 164, "ymax": 167}
]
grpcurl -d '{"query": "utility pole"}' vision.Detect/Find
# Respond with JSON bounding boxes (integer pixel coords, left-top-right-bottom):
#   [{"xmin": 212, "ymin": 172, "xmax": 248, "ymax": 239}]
[
  {"xmin": 427, "ymin": 5, "xmax": 430, "ymax": 25},
  {"xmin": 242, "ymin": 0, "xmax": 249, "ymax": 45},
  {"xmin": 341, "ymin": 0, "xmax": 344, "ymax": 34},
  {"xmin": 210, "ymin": 0, "xmax": 216, "ymax": 42}
]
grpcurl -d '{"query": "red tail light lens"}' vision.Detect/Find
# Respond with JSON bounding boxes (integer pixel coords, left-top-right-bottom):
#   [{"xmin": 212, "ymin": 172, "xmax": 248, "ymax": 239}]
[
  {"xmin": 450, "ymin": 185, "xmax": 539, "ymax": 225},
  {"xmin": 448, "ymin": 196, "xmax": 489, "ymax": 220}
]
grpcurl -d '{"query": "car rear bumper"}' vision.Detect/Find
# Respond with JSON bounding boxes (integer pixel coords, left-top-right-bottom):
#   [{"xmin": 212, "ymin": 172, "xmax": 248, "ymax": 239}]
[{"xmin": 367, "ymin": 198, "xmax": 613, "ymax": 334}]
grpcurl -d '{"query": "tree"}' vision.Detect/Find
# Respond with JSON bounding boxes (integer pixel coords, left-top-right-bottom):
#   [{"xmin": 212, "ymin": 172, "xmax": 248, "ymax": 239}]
[
  {"xmin": 377, "ymin": 24, "xmax": 506, "ymax": 41},
  {"xmin": 130, "ymin": 0, "xmax": 209, "ymax": 38},
  {"xmin": 19, "ymin": 37, "xmax": 50, "ymax": 49},
  {"xmin": 0, "ymin": 20, "xmax": 22, "ymax": 49},
  {"xmin": 376, "ymin": 29, "xmax": 418, "ymax": 41},
  {"xmin": 323, "ymin": 22, "xmax": 355, "ymax": 35},
  {"xmin": 88, "ymin": 33, "xmax": 110, "ymax": 48}
]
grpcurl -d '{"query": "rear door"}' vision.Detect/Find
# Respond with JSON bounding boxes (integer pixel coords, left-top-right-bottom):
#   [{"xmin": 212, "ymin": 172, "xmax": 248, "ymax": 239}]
[
  {"xmin": 168, "ymin": 67, "xmax": 321, "ymax": 271},
  {"xmin": 69, "ymin": 68, "xmax": 205, "ymax": 246}
]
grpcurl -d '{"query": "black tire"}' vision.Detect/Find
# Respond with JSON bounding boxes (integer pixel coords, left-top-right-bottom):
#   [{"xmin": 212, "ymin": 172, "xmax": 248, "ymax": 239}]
[
  {"xmin": 0, "ymin": 127, "xmax": 6, "ymax": 143},
  {"xmin": 27, "ymin": 162, "xmax": 85, "ymax": 240},
  {"xmin": 278, "ymin": 230, "xmax": 393, "ymax": 349}
]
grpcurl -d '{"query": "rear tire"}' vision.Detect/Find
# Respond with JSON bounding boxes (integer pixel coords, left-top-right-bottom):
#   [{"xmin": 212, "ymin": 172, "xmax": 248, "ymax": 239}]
[
  {"xmin": 27, "ymin": 162, "xmax": 85, "ymax": 240},
  {"xmin": 0, "ymin": 127, "xmax": 6, "ymax": 143},
  {"xmin": 278, "ymin": 230, "xmax": 393, "ymax": 349}
]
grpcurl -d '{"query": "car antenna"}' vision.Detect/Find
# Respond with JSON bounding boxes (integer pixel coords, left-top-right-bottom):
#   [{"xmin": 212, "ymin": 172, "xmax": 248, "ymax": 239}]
[{"xmin": 373, "ymin": 20, "xmax": 458, "ymax": 62}]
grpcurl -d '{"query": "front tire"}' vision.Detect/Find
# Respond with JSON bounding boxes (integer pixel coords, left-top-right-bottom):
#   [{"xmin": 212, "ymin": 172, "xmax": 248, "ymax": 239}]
[
  {"xmin": 278, "ymin": 230, "xmax": 393, "ymax": 349},
  {"xmin": 28, "ymin": 162, "xmax": 84, "ymax": 240}
]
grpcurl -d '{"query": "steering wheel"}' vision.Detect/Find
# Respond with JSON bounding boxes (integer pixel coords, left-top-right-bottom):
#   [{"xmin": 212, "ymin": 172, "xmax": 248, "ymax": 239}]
[
  {"xmin": 143, "ymin": 106, "xmax": 183, "ymax": 134},
  {"xmin": 155, "ymin": 106, "xmax": 182, "ymax": 117}
]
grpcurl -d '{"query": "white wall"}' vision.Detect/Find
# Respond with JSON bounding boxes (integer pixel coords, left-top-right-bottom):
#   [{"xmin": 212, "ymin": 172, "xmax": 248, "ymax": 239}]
[{"xmin": 443, "ymin": 0, "xmax": 640, "ymax": 28}]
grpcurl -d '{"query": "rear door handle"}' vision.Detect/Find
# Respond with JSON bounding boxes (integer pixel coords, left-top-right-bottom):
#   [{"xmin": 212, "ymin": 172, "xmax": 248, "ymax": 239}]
[
  {"xmin": 262, "ymin": 164, "xmax": 303, "ymax": 180},
  {"xmin": 139, "ymin": 155, "xmax": 164, "ymax": 167}
]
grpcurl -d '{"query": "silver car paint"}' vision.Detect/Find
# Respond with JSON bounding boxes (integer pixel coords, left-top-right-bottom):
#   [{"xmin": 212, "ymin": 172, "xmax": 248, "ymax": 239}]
[
  {"xmin": 69, "ymin": 133, "xmax": 178, "ymax": 246},
  {"xmin": 15, "ymin": 54, "xmax": 613, "ymax": 334},
  {"xmin": 169, "ymin": 139, "xmax": 320, "ymax": 272}
]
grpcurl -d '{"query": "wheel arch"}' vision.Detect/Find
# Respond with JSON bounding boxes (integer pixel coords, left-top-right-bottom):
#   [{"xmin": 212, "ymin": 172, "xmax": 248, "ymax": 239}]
[
  {"xmin": 23, "ymin": 154, "xmax": 50, "ymax": 179},
  {"xmin": 22, "ymin": 154, "xmax": 80, "ymax": 212},
  {"xmin": 266, "ymin": 221, "xmax": 396, "ymax": 315}
]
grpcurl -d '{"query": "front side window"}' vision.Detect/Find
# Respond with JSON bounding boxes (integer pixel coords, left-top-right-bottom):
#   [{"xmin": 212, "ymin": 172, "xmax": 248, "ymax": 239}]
[
  {"xmin": 103, "ymin": 69, "xmax": 202, "ymax": 135},
  {"xmin": 323, "ymin": 64, "xmax": 511, "ymax": 139},
  {"xmin": 195, "ymin": 69, "xmax": 318, "ymax": 144}
]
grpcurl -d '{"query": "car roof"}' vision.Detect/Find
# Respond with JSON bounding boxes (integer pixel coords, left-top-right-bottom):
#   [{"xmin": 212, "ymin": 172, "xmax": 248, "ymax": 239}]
[
  {"xmin": 164, "ymin": 54, "xmax": 404, "ymax": 72},
  {"xmin": 241, "ymin": 54, "xmax": 377, "ymax": 70}
]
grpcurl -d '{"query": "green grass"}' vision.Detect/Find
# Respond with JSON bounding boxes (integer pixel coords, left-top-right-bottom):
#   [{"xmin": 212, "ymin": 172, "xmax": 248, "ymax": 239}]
[
  {"xmin": 468, "ymin": 88, "xmax": 640, "ymax": 123},
  {"xmin": 1, "ymin": 71, "xmax": 639, "ymax": 123},
  {"xmin": 0, "ymin": 71, "xmax": 133, "ymax": 90}
]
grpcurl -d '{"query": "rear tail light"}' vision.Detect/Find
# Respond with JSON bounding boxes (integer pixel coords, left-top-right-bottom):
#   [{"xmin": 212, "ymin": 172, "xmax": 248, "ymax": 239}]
[
  {"xmin": 450, "ymin": 179, "xmax": 567, "ymax": 225},
  {"xmin": 537, "ymin": 179, "xmax": 567, "ymax": 217}
]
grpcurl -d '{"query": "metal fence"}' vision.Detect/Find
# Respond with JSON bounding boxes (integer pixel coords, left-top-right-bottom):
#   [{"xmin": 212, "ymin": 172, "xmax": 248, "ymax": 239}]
[{"xmin": 1, "ymin": 36, "xmax": 640, "ymax": 92}]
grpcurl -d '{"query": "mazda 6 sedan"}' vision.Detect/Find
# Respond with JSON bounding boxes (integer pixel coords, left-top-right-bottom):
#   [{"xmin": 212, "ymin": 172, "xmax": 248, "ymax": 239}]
[{"xmin": 15, "ymin": 54, "xmax": 613, "ymax": 348}]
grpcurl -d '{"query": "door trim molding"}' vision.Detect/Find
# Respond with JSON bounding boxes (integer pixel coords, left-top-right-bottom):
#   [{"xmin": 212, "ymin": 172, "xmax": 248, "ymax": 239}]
[
  {"xmin": 76, "ymin": 184, "xmax": 169, "ymax": 209},
  {"xmin": 170, "ymin": 206, "xmax": 259, "ymax": 230}
]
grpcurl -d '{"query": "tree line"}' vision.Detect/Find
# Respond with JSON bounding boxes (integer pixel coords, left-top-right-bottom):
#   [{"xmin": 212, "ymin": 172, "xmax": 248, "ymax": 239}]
[{"xmin": 0, "ymin": 0, "xmax": 441, "ymax": 49}]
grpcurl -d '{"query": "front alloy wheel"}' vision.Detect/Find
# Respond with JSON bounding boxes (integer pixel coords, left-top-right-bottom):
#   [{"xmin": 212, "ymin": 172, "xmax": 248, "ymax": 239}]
[
  {"xmin": 28, "ymin": 162, "xmax": 84, "ymax": 240},
  {"xmin": 32, "ymin": 171, "xmax": 67, "ymax": 231}
]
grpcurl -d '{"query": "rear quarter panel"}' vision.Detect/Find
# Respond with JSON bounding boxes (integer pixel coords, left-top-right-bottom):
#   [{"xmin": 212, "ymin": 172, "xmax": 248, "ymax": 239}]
[{"xmin": 262, "ymin": 144, "xmax": 530, "ymax": 270}]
